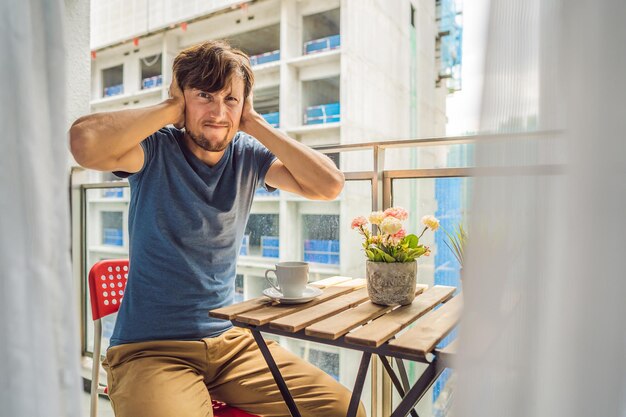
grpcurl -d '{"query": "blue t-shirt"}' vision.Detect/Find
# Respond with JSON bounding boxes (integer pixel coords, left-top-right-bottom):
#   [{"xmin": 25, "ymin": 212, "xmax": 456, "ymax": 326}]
[{"xmin": 109, "ymin": 127, "xmax": 276, "ymax": 347}]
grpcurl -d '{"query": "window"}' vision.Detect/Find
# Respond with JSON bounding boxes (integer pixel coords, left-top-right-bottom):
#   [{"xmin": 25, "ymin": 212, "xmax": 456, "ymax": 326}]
[
  {"xmin": 327, "ymin": 152, "xmax": 340, "ymax": 169},
  {"xmin": 225, "ymin": 24, "xmax": 280, "ymax": 64},
  {"xmin": 255, "ymin": 86, "xmax": 280, "ymax": 128},
  {"xmin": 302, "ymin": 215, "xmax": 339, "ymax": 265},
  {"xmin": 140, "ymin": 54, "xmax": 162, "ymax": 90},
  {"xmin": 302, "ymin": 76, "xmax": 340, "ymax": 125},
  {"xmin": 303, "ymin": 8, "xmax": 341, "ymax": 55},
  {"xmin": 244, "ymin": 214, "xmax": 279, "ymax": 258},
  {"xmin": 234, "ymin": 274, "xmax": 244, "ymax": 303},
  {"xmin": 300, "ymin": 346, "xmax": 340, "ymax": 381},
  {"xmin": 102, "ymin": 64, "xmax": 123, "ymax": 97},
  {"xmin": 101, "ymin": 211, "xmax": 123, "ymax": 246}
]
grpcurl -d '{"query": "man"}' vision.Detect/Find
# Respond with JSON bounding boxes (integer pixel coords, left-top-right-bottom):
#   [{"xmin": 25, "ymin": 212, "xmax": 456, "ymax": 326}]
[{"xmin": 70, "ymin": 40, "xmax": 364, "ymax": 417}]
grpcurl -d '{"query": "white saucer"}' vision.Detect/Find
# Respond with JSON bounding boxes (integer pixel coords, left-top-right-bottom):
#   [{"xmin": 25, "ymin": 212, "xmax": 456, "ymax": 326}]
[{"xmin": 262, "ymin": 286, "xmax": 323, "ymax": 304}]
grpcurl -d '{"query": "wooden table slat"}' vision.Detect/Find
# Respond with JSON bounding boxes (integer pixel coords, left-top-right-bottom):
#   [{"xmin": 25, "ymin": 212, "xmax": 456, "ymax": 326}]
[
  {"xmin": 269, "ymin": 288, "xmax": 371, "ymax": 333},
  {"xmin": 310, "ymin": 276, "xmax": 355, "ymax": 288},
  {"xmin": 389, "ymin": 295, "xmax": 463, "ymax": 356},
  {"xmin": 209, "ymin": 298, "xmax": 273, "ymax": 320},
  {"xmin": 304, "ymin": 284, "xmax": 428, "ymax": 340},
  {"xmin": 209, "ymin": 276, "xmax": 356, "ymax": 320},
  {"xmin": 344, "ymin": 286, "xmax": 456, "ymax": 348},
  {"xmin": 234, "ymin": 279, "xmax": 366, "ymax": 326}
]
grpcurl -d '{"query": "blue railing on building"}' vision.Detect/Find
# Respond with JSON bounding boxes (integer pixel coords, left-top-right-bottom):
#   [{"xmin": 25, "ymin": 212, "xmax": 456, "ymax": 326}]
[
  {"xmin": 239, "ymin": 234, "xmax": 250, "ymax": 256},
  {"xmin": 250, "ymin": 50, "xmax": 280, "ymax": 66},
  {"xmin": 102, "ymin": 188, "xmax": 124, "ymax": 198},
  {"xmin": 261, "ymin": 112, "xmax": 280, "ymax": 128},
  {"xmin": 431, "ymin": 149, "xmax": 466, "ymax": 405},
  {"xmin": 303, "ymin": 239, "xmax": 339, "ymax": 265},
  {"xmin": 432, "ymin": 367, "xmax": 453, "ymax": 408},
  {"xmin": 437, "ymin": 0, "xmax": 463, "ymax": 91},
  {"xmin": 261, "ymin": 236, "xmax": 279, "ymax": 258},
  {"xmin": 432, "ymin": 327, "xmax": 458, "ymax": 406},
  {"xmin": 304, "ymin": 102, "xmax": 340, "ymax": 125},
  {"xmin": 239, "ymin": 235, "xmax": 279, "ymax": 258},
  {"xmin": 304, "ymin": 34, "xmax": 341, "ymax": 55},
  {"xmin": 254, "ymin": 188, "xmax": 279, "ymax": 197},
  {"xmin": 103, "ymin": 228, "xmax": 123, "ymax": 246},
  {"xmin": 142, "ymin": 74, "xmax": 163, "ymax": 89},
  {"xmin": 103, "ymin": 84, "xmax": 124, "ymax": 97}
]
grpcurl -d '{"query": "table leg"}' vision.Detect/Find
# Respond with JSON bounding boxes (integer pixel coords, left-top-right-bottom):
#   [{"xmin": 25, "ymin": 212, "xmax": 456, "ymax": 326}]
[
  {"xmin": 346, "ymin": 352, "xmax": 372, "ymax": 417},
  {"xmin": 390, "ymin": 360, "xmax": 444, "ymax": 417},
  {"xmin": 394, "ymin": 358, "xmax": 411, "ymax": 394},
  {"xmin": 250, "ymin": 330, "xmax": 302, "ymax": 417},
  {"xmin": 379, "ymin": 356, "xmax": 419, "ymax": 417}
]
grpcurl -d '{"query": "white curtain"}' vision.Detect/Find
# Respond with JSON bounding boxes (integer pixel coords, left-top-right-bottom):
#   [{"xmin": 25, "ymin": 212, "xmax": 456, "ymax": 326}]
[
  {"xmin": 456, "ymin": 0, "xmax": 626, "ymax": 417},
  {"xmin": 0, "ymin": 0, "xmax": 82, "ymax": 416}
]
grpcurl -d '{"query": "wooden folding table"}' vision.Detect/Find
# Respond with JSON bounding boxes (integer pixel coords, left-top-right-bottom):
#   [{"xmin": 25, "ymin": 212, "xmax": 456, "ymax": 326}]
[{"xmin": 210, "ymin": 277, "xmax": 461, "ymax": 417}]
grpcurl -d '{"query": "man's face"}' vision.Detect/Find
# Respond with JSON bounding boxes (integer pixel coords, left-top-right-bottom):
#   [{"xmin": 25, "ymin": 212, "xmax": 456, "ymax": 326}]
[{"xmin": 183, "ymin": 76, "xmax": 245, "ymax": 152}]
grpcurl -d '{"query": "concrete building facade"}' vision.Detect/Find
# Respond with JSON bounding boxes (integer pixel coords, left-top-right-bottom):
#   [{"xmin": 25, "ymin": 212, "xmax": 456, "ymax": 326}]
[{"xmin": 81, "ymin": 0, "xmax": 450, "ymax": 414}]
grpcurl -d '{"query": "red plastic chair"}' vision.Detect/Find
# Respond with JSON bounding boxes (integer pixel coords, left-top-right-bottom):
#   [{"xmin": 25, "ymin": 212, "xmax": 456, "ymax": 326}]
[{"xmin": 87, "ymin": 259, "xmax": 258, "ymax": 417}]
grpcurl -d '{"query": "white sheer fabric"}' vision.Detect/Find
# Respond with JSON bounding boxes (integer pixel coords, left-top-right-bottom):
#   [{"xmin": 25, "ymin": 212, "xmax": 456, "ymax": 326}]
[
  {"xmin": 0, "ymin": 0, "xmax": 81, "ymax": 416},
  {"xmin": 456, "ymin": 1, "xmax": 626, "ymax": 417}
]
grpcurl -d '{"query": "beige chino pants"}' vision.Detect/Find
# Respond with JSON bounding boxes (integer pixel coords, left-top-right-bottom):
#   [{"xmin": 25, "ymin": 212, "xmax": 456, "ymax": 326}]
[{"xmin": 102, "ymin": 327, "xmax": 366, "ymax": 417}]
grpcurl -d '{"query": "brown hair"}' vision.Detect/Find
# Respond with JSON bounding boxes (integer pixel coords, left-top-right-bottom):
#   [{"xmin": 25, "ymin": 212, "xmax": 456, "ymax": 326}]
[{"xmin": 173, "ymin": 40, "xmax": 254, "ymax": 99}]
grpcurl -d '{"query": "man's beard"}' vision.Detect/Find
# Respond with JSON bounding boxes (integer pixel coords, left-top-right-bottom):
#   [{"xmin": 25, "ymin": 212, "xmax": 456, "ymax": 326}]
[{"xmin": 186, "ymin": 127, "xmax": 231, "ymax": 152}]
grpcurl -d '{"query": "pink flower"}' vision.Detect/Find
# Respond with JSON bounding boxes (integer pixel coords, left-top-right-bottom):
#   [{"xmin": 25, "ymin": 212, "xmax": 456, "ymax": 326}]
[
  {"xmin": 380, "ymin": 216, "xmax": 402, "ymax": 235},
  {"xmin": 392, "ymin": 228, "xmax": 406, "ymax": 240},
  {"xmin": 351, "ymin": 216, "xmax": 368, "ymax": 229},
  {"xmin": 424, "ymin": 248, "xmax": 432, "ymax": 257},
  {"xmin": 384, "ymin": 207, "xmax": 409, "ymax": 221},
  {"xmin": 421, "ymin": 215, "xmax": 440, "ymax": 231},
  {"xmin": 390, "ymin": 228, "xmax": 407, "ymax": 244},
  {"xmin": 368, "ymin": 211, "xmax": 385, "ymax": 225}
]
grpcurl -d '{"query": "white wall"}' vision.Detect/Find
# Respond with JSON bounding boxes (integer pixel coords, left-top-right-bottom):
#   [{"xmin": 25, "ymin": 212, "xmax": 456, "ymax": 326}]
[{"xmin": 90, "ymin": 0, "xmax": 247, "ymax": 50}]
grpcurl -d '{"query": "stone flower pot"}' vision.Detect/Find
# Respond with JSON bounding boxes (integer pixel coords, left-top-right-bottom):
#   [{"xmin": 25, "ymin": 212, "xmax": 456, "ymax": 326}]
[{"xmin": 366, "ymin": 260, "xmax": 417, "ymax": 306}]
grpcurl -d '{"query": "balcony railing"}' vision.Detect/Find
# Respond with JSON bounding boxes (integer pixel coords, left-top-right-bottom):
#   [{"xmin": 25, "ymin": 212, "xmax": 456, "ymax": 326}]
[
  {"xmin": 103, "ymin": 84, "xmax": 124, "ymax": 97},
  {"xmin": 141, "ymin": 74, "xmax": 163, "ymax": 90},
  {"xmin": 304, "ymin": 34, "xmax": 341, "ymax": 55},
  {"xmin": 102, "ymin": 228, "xmax": 123, "ymax": 246},
  {"xmin": 250, "ymin": 50, "xmax": 280, "ymax": 66},
  {"xmin": 75, "ymin": 131, "xmax": 558, "ymax": 417},
  {"xmin": 261, "ymin": 236, "xmax": 280, "ymax": 258},
  {"xmin": 304, "ymin": 102, "xmax": 340, "ymax": 125},
  {"xmin": 261, "ymin": 111, "xmax": 280, "ymax": 128},
  {"xmin": 304, "ymin": 239, "xmax": 340, "ymax": 265}
]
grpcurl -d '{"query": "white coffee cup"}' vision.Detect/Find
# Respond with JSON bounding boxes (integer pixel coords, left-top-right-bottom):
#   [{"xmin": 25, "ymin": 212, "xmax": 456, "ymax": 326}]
[{"xmin": 264, "ymin": 261, "xmax": 309, "ymax": 298}]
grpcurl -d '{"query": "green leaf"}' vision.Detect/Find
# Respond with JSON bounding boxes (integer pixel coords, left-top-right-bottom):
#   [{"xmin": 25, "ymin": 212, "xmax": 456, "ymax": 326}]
[
  {"xmin": 444, "ymin": 241, "xmax": 462, "ymax": 265},
  {"xmin": 404, "ymin": 234, "xmax": 419, "ymax": 248},
  {"xmin": 408, "ymin": 246, "xmax": 427, "ymax": 258},
  {"xmin": 383, "ymin": 253, "xmax": 396, "ymax": 262},
  {"xmin": 441, "ymin": 223, "xmax": 467, "ymax": 267},
  {"xmin": 365, "ymin": 249, "xmax": 376, "ymax": 261},
  {"xmin": 371, "ymin": 247, "xmax": 385, "ymax": 257},
  {"xmin": 371, "ymin": 247, "xmax": 396, "ymax": 263},
  {"xmin": 370, "ymin": 247, "xmax": 384, "ymax": 262}
]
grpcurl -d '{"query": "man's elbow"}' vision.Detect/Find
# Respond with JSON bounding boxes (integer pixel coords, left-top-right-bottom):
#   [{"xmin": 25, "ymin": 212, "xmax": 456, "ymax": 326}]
[
  {"xmin": 317, "ymin": 171, "xmax": 345, "ymax": 200},
  {"xmin": 69, "ymin": 122, "xmax": 96, "ymax": 167}
]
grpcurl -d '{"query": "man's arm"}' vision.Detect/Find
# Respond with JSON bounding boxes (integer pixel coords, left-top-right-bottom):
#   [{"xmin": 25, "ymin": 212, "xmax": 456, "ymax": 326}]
[
  {"xmin": 240, "ymin": 100, "xmax": 344, "ymax": 201},
  {"xmin": 69, "ymin": 79, "xmax": 185, "ymax": 172}
]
